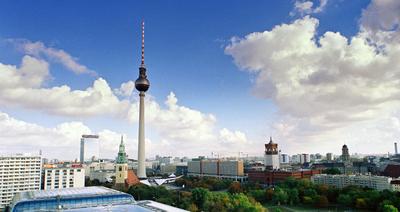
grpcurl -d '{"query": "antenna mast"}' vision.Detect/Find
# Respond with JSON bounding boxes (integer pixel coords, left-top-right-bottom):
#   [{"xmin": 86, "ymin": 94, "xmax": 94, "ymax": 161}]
[{"xmin": 141, "ymin": 20, "xmax": 145, "ymax": 67}]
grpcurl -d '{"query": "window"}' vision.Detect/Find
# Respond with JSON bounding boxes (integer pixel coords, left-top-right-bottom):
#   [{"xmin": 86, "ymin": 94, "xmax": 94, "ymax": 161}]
[{"xmin": 119, "ymin": 167, "xmax": 122, "ymax": 171}]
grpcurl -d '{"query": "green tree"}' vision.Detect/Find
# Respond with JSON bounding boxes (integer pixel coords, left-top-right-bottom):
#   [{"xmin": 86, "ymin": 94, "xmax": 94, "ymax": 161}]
[
  {"xmin": 230, "ymin": 193, "xmax": 266, "ymax": 212},
  {"xmin": 191, "ymin": 188, "xmax": 210, "ymax": 210},
  {"xmin": 303, "ymin": 196, "xmax": 314, "ymax": 205},
  {"xmin": 272, "ymin": 188, "xmax": 288, "ymax": 205},
  {"xmin": 287, "ymin": 188, "xmax": 300, "ymax": 205},
  {"xmin": 382, "ymin": 205, "xmax": 399, "ymax": 212},
  {"xmin": 248, "ymin": 189, "xmax": 267, "ymax": 203},
  {"xmin": 322, "ymin": 168, "xmax": 341, "ymax": 175},
  {"xmin": 337, "ymin": 194, "xmax": 352, "ymax": 207}
]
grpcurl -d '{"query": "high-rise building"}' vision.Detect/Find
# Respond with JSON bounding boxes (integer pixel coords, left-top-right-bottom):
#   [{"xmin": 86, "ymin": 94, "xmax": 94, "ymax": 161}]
[
  {"xmin": 280, "ymin": 154, "xmax": 290, "ymax": 164},
  {"xmin": 115, "ymin": 136, "xmax": 128, "ymax": 188},
  {"xmin": 43, "ymin": 167, "xmax": 85, "ymax": 190},
  {"xmin": 341, "ymin": 144, "xmax": 350, "ymax": 161},
  {"xmin": 135, "ymin": 21, "xmax": 150, "ymax": 180},
  {"xmin": 291, "ymin": 154, "xmax": 301, "ymax": 164},
  {"xmin": 0, "ymin": 154, "xmax": 41, "ymax": 210},
  {"xmin": 395, "ymin": 142, "xmax": 398, "ymax": 155},
  {"xmin": 300, "ymin": 154, "xmax": 310, "ymax": 164},
  {"xmin": 264, "ymin": 137, "xmax": 280, "ymax": 170},
  {"xmin": 326, "ymin": 153, "xmax": 333, "ymax": 161},
  {"xmin": 80, "ymin": 134, "xmax": 99, "ymax": 164}
]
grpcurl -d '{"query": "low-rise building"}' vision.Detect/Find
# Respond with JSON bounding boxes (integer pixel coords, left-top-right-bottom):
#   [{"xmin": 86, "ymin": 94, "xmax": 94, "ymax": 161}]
[
  {"xmin": 248, "ymin": 169, "xmax": 321, "ymax": 185},
  {"xmin": 311, "ymin": 174, "xmax": 392, "ymax": 191},
  {"xmin": 187, "ymin": 159, "xmax": 246, "ymax": 182},
  {"xmin": 391, "ymin": 179, "xmax": 400, "ymax": 192},
  {"xmin": 89, "ymin": 170, "xmax": 114, "ymax": 183}
]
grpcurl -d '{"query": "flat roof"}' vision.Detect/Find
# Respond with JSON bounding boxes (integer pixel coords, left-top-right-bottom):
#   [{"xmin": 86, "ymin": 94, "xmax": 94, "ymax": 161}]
[
  {"xmin": 63, "ymin": 201, "xmax": 189, "ymax": 212},
  {"xmin": 13, "ymin": 186, "xmax": 127, "ymax": 202}
]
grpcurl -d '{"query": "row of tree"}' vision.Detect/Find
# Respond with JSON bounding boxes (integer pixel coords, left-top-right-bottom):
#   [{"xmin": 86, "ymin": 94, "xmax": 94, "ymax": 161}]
[
  {"xmin": 125, "ymin": 176, "xmax": 400, "ymax": 211},
  {"xmin": 127, "ymin": 184, "xmax": 265, "ymax": 211}
]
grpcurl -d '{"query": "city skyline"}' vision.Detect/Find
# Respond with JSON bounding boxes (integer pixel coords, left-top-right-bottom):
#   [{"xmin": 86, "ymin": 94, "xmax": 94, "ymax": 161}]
[{"xmin": 1, "ymin": 0, "xmax": 400, "ymax": 160}]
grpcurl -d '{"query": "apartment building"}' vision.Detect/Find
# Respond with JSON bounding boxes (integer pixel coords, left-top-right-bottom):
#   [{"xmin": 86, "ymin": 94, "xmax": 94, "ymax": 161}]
[
  {"xmin": 43, "ymin": 167, "xmax": 85, "ymax": 190},
  {"xmin": 311, "ymin": 174, "xmax": 392, "ymax": 191},
  {"xmin": 0, "ymin": 154, "xmax": 41, "ymax": 210}
]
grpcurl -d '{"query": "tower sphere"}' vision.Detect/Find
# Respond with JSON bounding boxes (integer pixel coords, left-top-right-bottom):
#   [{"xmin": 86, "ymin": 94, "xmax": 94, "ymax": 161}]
[{"xmin": 135, "ymin": 67, "xmax": 150, "ymax": 92}]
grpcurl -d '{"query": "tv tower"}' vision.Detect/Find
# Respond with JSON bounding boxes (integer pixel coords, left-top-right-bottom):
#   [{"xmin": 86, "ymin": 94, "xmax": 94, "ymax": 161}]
[{"xmin": 135, "ymin": 21, "xmax": 150, "ymax": 179}]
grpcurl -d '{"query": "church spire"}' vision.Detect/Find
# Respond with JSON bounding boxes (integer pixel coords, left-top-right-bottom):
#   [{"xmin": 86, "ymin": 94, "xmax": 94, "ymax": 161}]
[{"xmin": 116, "ymin": 135, "xmax": 127, "ymax": 164}]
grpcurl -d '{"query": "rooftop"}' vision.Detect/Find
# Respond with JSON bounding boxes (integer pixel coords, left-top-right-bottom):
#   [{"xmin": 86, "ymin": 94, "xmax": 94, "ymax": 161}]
[
  {"xmin": 10, "ymin": 187, "xmax": 188, "ymax": 212},
  {"xmin": 13, "ymin": 186, "xmax": 124, "ymax": 202}
]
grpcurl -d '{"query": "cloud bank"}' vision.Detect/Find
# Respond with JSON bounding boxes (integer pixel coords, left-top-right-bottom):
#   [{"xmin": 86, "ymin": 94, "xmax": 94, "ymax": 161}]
[{"xmin": 225, "ymin": 1, "xmax": 400, "ymax": 154}]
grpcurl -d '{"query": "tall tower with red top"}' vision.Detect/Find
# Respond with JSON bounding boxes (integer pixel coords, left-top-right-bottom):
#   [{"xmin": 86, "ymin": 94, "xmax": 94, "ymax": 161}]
[{"xmin": 265, "ymin": 137, "xmax": 280, "ymax": 170}]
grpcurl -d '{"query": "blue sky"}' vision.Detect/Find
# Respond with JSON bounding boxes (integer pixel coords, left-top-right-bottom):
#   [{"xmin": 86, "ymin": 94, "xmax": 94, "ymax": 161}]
[{"xmin": 1, "ymin": 0, "xmax": 399, "ymax": 160}]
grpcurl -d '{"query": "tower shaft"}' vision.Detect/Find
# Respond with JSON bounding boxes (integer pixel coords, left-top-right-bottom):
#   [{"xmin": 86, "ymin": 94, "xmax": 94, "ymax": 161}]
[{"xmin": 137, "ymin": 91, "xmax": 146, "ymax": 179}]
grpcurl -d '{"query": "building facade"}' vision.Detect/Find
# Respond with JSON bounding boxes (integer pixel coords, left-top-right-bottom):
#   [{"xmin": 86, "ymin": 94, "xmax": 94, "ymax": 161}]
[
  {"xmin": 311, "ymin": 174, "xmax": 393, "ymax": 191},
  {"xmin": 43, "ymin": 167, "xmax": 85, "ymax": 190},
  {"xmin": 0, "ymin": 154, "xmax": 41, "ymax": 210},
  {"xmin": 265, "ymin": 137, "xmax": 280, "ymax": 170},
  {"xmin": 248, "ymin": 169, "xmax": 322, "ymax": 185},
  {"xmin": 187, "ymin": 159, "xmax": 246, "ymax": 182}
]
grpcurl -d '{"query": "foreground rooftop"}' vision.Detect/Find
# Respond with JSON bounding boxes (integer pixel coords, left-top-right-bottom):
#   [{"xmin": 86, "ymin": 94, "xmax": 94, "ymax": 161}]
[{"xmin": 10, "ymin": 186, "xmax": 187, "ymax": 212}]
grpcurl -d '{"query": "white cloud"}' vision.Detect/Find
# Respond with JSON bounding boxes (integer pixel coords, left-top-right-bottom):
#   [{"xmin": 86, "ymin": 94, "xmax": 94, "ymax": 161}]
[
  {"xmin": 219, "ymin": 128, "xmax": 248, "ymax": 144},
  {"xmin": 361, "ymin": 0, "xmax": 400, "ymax": 32},
  {"xmin": 0, "ymin": 56, "xmax": 131, "ymax": 117},
  {"xmin": 11, "ymin": 39, "xmax": 96, "ymax": 75},
  {"xmin": 0, "ymin": 54, "xmax": 249, "ymax": 158},
  {"xmin": 291, "ymin": 0, "xmax": 328, "ymax": 16},
  {"xmin": 226, "ymin": 5, "xmax": 400, "ymax": 154},
  {"xmin": 114, "ymin": 81, "xmax": 136, "ymax": 97}
]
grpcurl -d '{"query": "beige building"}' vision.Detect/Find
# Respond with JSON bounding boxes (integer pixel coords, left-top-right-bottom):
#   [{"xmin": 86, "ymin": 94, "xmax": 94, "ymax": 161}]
[
  {"xmin": 311, "ymin": 174, "xmax": 392, "ymax": 191},
  {"xmin": 188, "ymin": 159, "xmax": 246, "ymax": 182},
  {"xmin": 0, "ymin": 154, "xmax": 41, "ymax": 210}
]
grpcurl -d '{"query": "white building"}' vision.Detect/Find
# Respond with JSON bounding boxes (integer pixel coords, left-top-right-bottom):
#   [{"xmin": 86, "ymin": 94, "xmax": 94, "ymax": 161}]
[
  {"xmin": 300, "ymin": 154, "xmax": 310, "ymax": 164},
  {"xmin": 391, "ymin": 180, "xmax": 400, "ymax": 192},
  {"xmin": 43, "ymin": 167, "xmax": 85, "ymax": 190},
  {"xmin": 89, "ymin": 170, "xmax": 114, "ymax": 183},
  {"xmin": 311, "ymin": 174, "xmax": 393, "ymax": 191},
  {"xmin": 0, "ymin": 154, "xmax": 41, "ymax": 210},
  {"xmin": 291, "ymin": 154, "xmax": 301, "ymax": 164},
  {"xmin": 265, "ymin": 137, "xmax": 280, "ymax": 169},
  {"xmin": 83, "ymin": 160, "xmax": 115, "ymax": 177},
  {"xmin": 280, "ymin": 154, "xmax": 290, "ymax": 164},
  {"xmin": 326, "ymin": 153, "xmax": 333, "ymax": 161}
]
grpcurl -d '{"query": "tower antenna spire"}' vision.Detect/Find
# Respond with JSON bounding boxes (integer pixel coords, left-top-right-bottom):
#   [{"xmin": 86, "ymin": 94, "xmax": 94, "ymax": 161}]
[{"xmin": 141, "ymin": 20, "xmax": 145, "ymax": 67}]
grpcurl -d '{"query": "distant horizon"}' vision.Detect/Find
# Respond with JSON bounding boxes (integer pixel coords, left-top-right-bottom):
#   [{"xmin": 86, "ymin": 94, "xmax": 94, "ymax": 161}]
[{"xmin": 1, "ymin": 0, "xmax": 400, "ymax": 160}]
